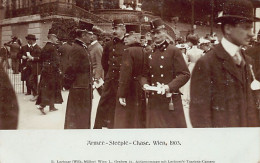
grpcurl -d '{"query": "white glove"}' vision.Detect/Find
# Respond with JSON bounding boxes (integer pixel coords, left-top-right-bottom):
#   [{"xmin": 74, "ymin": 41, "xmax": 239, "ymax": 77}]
[
  {"xmin": 156, "ymin": 82, "xmax": 170, "ymax": 95},
  {"xmin": 119, "ymin": 98, "xmax": 126, "ymax": 106}
]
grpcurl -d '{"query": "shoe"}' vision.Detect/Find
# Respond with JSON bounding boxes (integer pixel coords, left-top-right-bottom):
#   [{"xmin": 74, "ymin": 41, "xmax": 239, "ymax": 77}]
[
  {"xmin": 25, "ymin": 93, "xmax": 31, "ymax": 95},
  {"xmin": 37, "ymin": 106, "xmax": 46, "ymax": 115},
  {"xmin": 49, "ymin": 107, "xmax": 58, "ymax": 112},
  {"xmin": 30, "ymin": 96, "xmax": 38, "ymax": 102}
]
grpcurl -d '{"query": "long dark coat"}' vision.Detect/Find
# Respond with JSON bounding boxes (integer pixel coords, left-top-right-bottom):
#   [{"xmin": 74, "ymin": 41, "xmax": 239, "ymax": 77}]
[
  {"xmin": 0, "ymin": 65, "xmax": 18, "ymax": 129},
  {"xmin": 114, "ymin": 45, "xmax": 146, "ymax": 128},
  {"xmin": 35, "ymin": 42, "xmax": 63, "ymax": 106},
  {"xmin": 58, "ymin": 42, "xmax": 72, "ymax": 74},
  {"xmin": 246, "ymin": 44, "xmax": 260, "ymax": 123},
  {"xmin": 94, "ymin": 37, "xmax": 128, "ymax": 129},
  {"xmin": 64, "ymin": 39, "xmax": 92, "ymax": 129},
  {"xmin": 190, "ymin": 44, "xmax": 260, "ymax": 127},
  {"xmin": 141, "ymin": 41, "xmax": 190, "ymax": 128}
]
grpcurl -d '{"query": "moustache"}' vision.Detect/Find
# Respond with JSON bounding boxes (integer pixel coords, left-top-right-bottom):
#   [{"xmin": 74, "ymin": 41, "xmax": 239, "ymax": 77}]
[{"xmin": 113, "ymin": 32, "xmax": 117, "ymax": 36}]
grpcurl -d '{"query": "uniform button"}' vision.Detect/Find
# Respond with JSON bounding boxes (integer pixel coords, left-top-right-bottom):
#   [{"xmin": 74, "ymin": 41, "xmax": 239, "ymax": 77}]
[
  {"xmin": 152, "ymin": 92, "xmax": 154, "ymax": 95},
  {"xmin": 113, "ymin": 56, "xmax": 115, "ymax": 58},
  {"xmin": 164, "ymin": 48, "xmax": 166, "ymax": 51},
  {"xmin": 152, "ymin": 83, "xmax": 155, "ymax": 86},
  {"xmin": 161, "ymin": 56, "xmax": 164, "ymax": 59},
  {"xmin": 161, "ymin": 74, "xmax": 164, "ymax": 77},
  {"xmin": 160, "ymin": 65, "xmax": 163, "ymax": 68},
  {"xmin": 120, "ymin": 64, "xmax": 122, "ymax": 66},
  {"xmin": 113, "ymin": 63, "xmax": 115, "ymax": 65},
  {"xmin": 150, "ymin": 66, "xmax": 152, "ymax": 69},
  {"xmin": 151, "ymin": 75, "xmax": 154, "ymax": 77},
  {"xmin": 113, "ymin": 70, "xmax": 115, "ymax": 72},
  {"xmin": 152, "ymin": 50, "xmax": 154, "ymax": 53},
  {"xmin": 113, "ymin": 49, "xmax": 115, "ymax": 51},
  {"xmin": 149, "ymin": 55, "xmax": 152, "ymax": 59}
]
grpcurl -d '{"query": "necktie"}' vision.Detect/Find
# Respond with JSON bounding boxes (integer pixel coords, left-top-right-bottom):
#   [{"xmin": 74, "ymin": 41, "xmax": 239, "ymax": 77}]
[{"xmin": 233, "ymin": 49, "xmax": 243, "ymax": 66}]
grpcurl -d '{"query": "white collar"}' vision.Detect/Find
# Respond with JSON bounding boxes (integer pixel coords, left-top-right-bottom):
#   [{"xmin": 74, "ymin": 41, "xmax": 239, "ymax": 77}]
[
  {"xmin": 28, "ymin": 43, "xmax": 37, "ymax": 47},
  {"xmin": 90, "ymin": 40, "xmax": 98, "ymax": 46},
  {"xmin": 221, "ymin": 37, "xmax": 240, "ymax": 57}
]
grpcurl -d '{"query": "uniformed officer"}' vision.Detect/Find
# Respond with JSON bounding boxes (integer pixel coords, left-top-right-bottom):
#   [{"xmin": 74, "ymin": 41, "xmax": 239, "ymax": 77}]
[
  {"xmin": 64, "ymin": 21, "xmax": 93, "ymax": 129},
  {"xmin": 114, "ymin": 24, "xmax": 146, "ymax": 128},
  {"xmin": 141, "ymin": 18, "xmax": 190, "ymax": 128},
  {"xmin": 94, "ymin": 19, "xmax": 129, "ymax": 129}
]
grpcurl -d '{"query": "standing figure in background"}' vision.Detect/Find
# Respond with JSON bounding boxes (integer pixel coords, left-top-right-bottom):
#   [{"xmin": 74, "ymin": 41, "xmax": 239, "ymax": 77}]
[
  {"xmin": 182, "ymin": 34, "xmax": 204, "ymax": 103},
  {"xmin": 114, "ymin": 24, "xmax": 146, "ymax": 128},
  {"xmin": 190, "ymin": 0, "xmax": 260, "ymax": 127},
  {"xmin": 33, "ymin": 29, "xmax": 63, "ymax": 115},
  {"xmin": 4, "ymin": 36, "xmax": 21, "ymax": 74},
  {"xmin": 64, "ymin": 21, "xmax": 94, "ymax": 129},
  {"xmin": 94, "ymin": 19, "xmax": 128, "ymax": 129},
  {"xmin": 0, "ymin": 64, "xmax": 19, "ymax": 129},
  {"xmin": 88, "ymin": 28, "xmax": 104, "ymax": 95},
  {"xmin": 141, "ymin": 19, "xmax": 190, "ymax": 128}
]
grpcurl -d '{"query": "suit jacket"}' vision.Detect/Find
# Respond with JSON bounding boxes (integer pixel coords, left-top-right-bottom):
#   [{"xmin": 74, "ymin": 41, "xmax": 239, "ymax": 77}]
[
  {"xmin": 88, "ymin": 41, "xmax": 104, "ymax": 79},
  {"xmin": 190, "ymin": 43, "xmax": 260, "ymax": 127}
]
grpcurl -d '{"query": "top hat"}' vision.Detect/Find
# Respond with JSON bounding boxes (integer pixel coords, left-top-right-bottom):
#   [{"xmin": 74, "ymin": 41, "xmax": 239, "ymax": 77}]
[
  {"xmin": 77, "ymin": 21, "xmax": 94, "ymax": 34},
  {"xmin": 112, "ymin": 19, "xmax": 125, "ymax": 27},
  {"xmin": 25, "ymin": 34, "xmax": 37, "ymax": 40},
  {"xmin": 150, "ymin": 19, "xmax": 165, "ymax": 32},
  {"xmin": 11, "ymin": 36, "xmax": 18, "ymax": 40},
  {"xmin": 125, "ymin": 24, "xmax": 141, "ymax": 36},
  {"xmin": 215, "ymin": 0, "xmax": 260, "ymax": 23}
]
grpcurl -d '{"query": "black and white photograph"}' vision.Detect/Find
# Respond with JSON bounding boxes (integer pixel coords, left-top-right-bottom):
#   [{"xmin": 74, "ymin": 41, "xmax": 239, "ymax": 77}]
[{"xmin": 0, "ymin": 0, "xmax": 260, "ymax": 162}]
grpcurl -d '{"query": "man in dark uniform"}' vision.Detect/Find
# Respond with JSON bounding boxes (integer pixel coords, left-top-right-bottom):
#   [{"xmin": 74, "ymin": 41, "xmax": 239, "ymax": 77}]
[
  {"xmin": 141, "ymin": 19, "xmax": 190, "ymax": 128},
  {"xmin": 32, "ymin": 29, "xmax": 63, "ymax": 115},
  {"xmin": 114, "ymin": 24, "xmax": 146, "ymax": 128},
  {"xmin": 63, "ymin": 21, "xmax": 93, "ymax": 129},
  {"xmin": 58, "ymin": 37, "xmax": 72, "ymax": 75},
  {"xmin": 190, "ymin": 0, "xmax": 260, "ymax": 127},
  {"xmin": 94, "ymin": 19, "xmax": 128, "ymax": 129},
  {"xmin": 0, "ymin": 64, "xmax": 19, "ymax": 129}
]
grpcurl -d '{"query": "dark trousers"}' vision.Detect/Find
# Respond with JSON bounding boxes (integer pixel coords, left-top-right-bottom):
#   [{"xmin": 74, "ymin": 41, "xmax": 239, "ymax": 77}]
[
  {"xmin": 94, "ymin": 79, "xmax": 118, "ymax": 129},
  {"xmin": 29, "ymin": 74, "xmax": 38, "ymax": 96},
  {"xmin": 11, "ymin": 58, "xmax": 19, "ymax": 73}
]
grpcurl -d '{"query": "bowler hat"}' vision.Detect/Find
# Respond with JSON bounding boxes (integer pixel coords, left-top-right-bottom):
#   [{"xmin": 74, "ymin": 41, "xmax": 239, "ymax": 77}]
[
  {"xmin": 78, "ymin": 21, "xmax": 94, "ymax": 34},
  {"xmin": 112, "ymin": 19, "xmax": 125, "ymax": 27},
  {"xmin": 150, "ymin": 19, "xmax": 165, "ymax": 32},
  {"xmin": 125, "ymin": 24, "xmax": 141, "ymax": 36},
  {"xmin": 215, "ymin": 0, "xmax": 260, "ymax": 23},
  {"xmin": 25, "ymin": 34, "xmax": 37, "ymax": 40}
]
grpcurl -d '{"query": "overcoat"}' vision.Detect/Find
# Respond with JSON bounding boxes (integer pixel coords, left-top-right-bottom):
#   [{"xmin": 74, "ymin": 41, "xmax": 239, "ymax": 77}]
[
  {"xmin": 58, "ymin": 42, "xmax": 72, "ymax": 74},
  {"xmin": 0, "ymin": 65, "xmax": 18, "ymax": 129},
  {"xmin": 141, "ymin": 41, "xmax": 190, "ymax": 128},
  {"xmin": 190, "ymin": 44, "xmax": 260, "ymax": 127},
  {"xmin": 94, "ymin": 37, "xmax": 128, "ymax": 129},
  {"xmin": 35, "ymin": 42, "xmax": 63, "ymax": 106},
  {"xmin": 114, "ymin": 44, "xmax": 146, "ymax": 128},
  {"xmin": 64, "ymin": 39, "xmax": 92, "ymax": 129}
]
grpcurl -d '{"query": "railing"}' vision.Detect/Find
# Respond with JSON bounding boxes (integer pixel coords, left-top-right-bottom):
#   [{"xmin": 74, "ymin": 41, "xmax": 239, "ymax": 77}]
[{"xmin": 5, "ymin": 2, "xmax": 111, "ymax": 23}]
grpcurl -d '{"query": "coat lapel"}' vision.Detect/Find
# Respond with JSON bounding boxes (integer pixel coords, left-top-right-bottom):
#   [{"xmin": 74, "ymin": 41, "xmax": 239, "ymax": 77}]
[{"xmin": 215, "ymin": 44, "xmax": 243, "ymax": 84}]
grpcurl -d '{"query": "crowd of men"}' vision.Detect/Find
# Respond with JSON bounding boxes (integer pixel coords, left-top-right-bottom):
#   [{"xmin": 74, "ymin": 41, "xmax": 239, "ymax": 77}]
[{"xmin": 0, "ymin": 0, "xmax": 260, "ymax": 129}]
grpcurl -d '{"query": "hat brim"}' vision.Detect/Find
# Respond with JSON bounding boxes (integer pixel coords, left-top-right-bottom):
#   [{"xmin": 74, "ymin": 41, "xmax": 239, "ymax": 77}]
[
  {"xmin": 151, "ymin": 25, "xmax": 165, "ymax": 33},
  {"xmin": 76, "ymin": 29, "xmax": 93, "ymax": 35},
  {"xmin": 215, "ymin": 15, "xmax": 260, "ymax": 23},
  {"xmin": 25, "ymin": 37, "xmax": 37, "ymax": 40}
]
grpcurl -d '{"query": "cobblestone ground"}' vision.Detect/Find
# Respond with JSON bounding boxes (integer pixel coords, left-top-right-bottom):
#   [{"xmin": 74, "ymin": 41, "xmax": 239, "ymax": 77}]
[{"xmin": 17, "ymin": 90, "xmax": 191, "ymax": 129}]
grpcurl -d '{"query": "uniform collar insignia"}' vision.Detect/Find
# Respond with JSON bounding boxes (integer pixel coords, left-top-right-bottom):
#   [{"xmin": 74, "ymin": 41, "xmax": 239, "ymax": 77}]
[{"xmin": 154, "ymin": 40, "xmax": 169, "ymax": 51}]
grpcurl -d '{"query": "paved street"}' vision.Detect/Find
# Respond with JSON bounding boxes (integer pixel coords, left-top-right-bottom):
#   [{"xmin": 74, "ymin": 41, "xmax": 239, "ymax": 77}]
[{"xmin": 16, "ymin": 90, "xmax": 191, "ymax": 129}]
